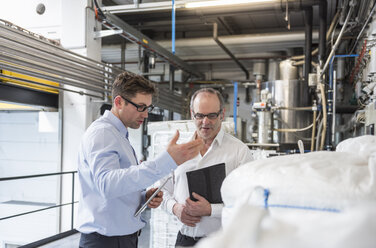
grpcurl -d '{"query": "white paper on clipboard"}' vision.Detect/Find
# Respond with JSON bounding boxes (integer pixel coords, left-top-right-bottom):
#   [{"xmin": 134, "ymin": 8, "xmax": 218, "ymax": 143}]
[{"xmin": 134, "ymin": 176, "xmax": 172, "ymax": 217}]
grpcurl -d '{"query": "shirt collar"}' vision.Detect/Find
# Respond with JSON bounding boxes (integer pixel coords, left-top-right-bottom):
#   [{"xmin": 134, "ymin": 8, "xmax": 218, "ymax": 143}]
[
  {"xmin": 213, "ymin": 128, "xmax": 224, "ymax": 146},
  {"xmin": 103, "ymin": 110, "xmax": 129, "ymax": 138},
  {"xmin": 192, "ymin": 127, "xmax": 224, "ymax": 146}
]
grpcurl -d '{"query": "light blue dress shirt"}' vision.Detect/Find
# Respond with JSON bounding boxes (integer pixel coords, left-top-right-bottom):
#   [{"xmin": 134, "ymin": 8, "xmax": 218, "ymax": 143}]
[{"xmin": 76, "ymin": 110, "xmax": 176, "ymax": 236}]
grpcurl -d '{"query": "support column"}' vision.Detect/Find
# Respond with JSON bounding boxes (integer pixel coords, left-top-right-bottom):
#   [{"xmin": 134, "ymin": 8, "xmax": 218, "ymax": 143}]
[
  {"xmin": 304, "ymin": 7, "xmax": 313, "ymax": 84},
  {"xmin": 121, "ymin": 41, "xmax": 126, "ymax": 70},
  {"xmin": 60, "ymin": 0, "xmax": 102, "ymax": 232},
  {"xmin": 169, "ymin": 65, "xmax": 175, "ymax": 120}
]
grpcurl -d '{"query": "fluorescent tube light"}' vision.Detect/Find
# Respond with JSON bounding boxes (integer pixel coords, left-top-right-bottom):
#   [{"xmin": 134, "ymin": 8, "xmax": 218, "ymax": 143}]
[{"xmin": 185, "ymin": 0, "xmax": 276, "ymax": 8}]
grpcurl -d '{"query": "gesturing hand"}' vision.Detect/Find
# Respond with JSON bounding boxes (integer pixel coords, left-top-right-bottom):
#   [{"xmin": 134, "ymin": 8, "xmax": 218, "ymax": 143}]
[
  {"xmin": 167, "ymin": 130, "xmax": 204, "ymax": 165},
  {"xmin": 184, "ymin": 192, "xmax": 211, "ymax": 217},
  {"xmin": 146, "ymin": 188, "xmax": 163, "ymax": 208},
  {"xmin": 173, "ymin": 203, "xmax": 201, "ymax": 227}
]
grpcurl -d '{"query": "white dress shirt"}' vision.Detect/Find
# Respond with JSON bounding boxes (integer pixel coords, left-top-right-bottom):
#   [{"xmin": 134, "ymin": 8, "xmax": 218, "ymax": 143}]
[
  {"xmin": 76, "ymin": 110, "xmax": 177, "ymax": 236},
  {"xmin": 161, "ymin": 128, "xmax": 253, "ymax": 238}
]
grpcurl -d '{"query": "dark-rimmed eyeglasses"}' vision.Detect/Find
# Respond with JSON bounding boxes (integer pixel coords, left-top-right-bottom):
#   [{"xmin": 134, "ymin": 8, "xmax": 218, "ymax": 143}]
[
  {"xmin": 192, "ymin": 110, "xmax": 222, "ymax": 120},
  {"xmin": 121, "ymin": 96, "xmax": 154, "ymax": 113}
]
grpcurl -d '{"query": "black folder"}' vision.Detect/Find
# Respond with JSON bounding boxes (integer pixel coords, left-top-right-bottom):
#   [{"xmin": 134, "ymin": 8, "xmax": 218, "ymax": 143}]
[{"xmin": 186, "ymin": 163, "xmax": 226, "ymax": 204}]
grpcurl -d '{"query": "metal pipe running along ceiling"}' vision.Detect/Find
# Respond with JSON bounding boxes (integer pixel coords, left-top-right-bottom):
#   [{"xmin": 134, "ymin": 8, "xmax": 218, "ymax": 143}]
[
  {"xmin": 0, "ymin": 19, "xmax": 185, "ymax": 112},
  {"xmin": 99, "ymin": 12, "xmax": 204, "ymax": 79},
  {"xmin": 101, "ymin": 0, "xmax": 325, "ymax": 14},
  {"xmin": 0, "ymin": 19, "xmax": 122, "ymax": 99}
]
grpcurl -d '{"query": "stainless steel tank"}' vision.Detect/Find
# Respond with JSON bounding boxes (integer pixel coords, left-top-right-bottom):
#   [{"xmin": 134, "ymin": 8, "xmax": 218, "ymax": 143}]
[
  {"xmin": 262, "ymin": 79, "xmax": 311, "ymax": 144},
  {"xmin": 279, "ymin": 59, "xmax": 298, "ymax": 81},
  {"xmin": 267, "ymin": 59, "xmax": 280, "ymax": 81},
  {"xmin": 270, "ymin": 59, "xmax": 311, "ymax": 144},
  {"xmin": 252, "ymin": 59, "xmax": 311, "ymax": 145},
  {"xmin": 257, "ymin": 111, "xmax": 273, "ymax": 144}
]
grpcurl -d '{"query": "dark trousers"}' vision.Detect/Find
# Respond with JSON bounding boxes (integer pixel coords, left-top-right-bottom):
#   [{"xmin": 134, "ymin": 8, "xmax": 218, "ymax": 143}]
[
  {"xmin": 175, "ymin": 231, "xmax": 203, "ymax": 247},
  {"xmin": 79, "ymin": 231, "xmax": 140, "ymax": 248}
]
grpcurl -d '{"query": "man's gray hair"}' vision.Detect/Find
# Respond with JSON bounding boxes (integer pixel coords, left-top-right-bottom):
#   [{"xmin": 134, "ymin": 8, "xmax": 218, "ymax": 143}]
[{"xmin": 190, "ymin": 88, "xmax": 224, "ymax": 111}]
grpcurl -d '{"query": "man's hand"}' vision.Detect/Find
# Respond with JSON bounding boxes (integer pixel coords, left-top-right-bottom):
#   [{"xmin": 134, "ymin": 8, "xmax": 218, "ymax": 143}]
[
  {"xmin": 167, "ymin": 130, "xmax": 204, "ymax": 165},
  {"xmin": 173, "ymin": 203, "xmax": 201, "ymax": 227},
  {"xmin": 184, "ymin": 192, "xmax": 211, "ymax": 217},
  {"xmin": 146, "ymin": 188, "xmax": 163, "ymax": 208}
]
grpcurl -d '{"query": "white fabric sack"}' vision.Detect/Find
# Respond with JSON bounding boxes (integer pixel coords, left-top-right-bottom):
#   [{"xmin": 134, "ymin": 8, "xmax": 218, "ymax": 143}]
[
  {"xmin": 196, "ymin": 199, "xmax": 376, "ymax": 248},
  {"xmin": 336, "ymin": 135, "xmax": 376, "ymax": 158},
  {"xmin": 195, "ymin": 135, "xmax": 376, "ymax": 248},
  {"xmin": 221, "ymin": 150, "xmax": 376, "ymax": 215}
]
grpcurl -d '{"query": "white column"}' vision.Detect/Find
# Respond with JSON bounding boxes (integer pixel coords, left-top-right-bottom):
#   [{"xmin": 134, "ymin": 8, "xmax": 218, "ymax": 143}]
[{"xmin": 59, "ymin": 0, "xmax": 102, "ymax": 232}]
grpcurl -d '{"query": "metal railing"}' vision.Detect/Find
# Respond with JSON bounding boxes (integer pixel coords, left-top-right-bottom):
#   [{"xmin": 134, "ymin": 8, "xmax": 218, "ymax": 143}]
[{"xmin": 0, "ymin": 171, "xmax": 78, "ymax": 230}]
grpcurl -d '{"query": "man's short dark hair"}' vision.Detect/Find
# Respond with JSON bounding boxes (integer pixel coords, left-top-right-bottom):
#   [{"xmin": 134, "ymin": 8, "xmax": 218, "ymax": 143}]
[
  {"xmin": 190, "ymin": 88, "xmax": 224, "ymax": 111},
  {"xmin": 112, "ymin": 72, "xmax": 156, "ymax": 102}
]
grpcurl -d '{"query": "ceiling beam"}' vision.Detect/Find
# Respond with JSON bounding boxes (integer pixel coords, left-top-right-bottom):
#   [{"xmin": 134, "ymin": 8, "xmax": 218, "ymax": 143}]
[
  {"xmin": 102, "ymin": 13, "xmax": 204, "ymax": 78},
  {"xmin": 217, "ymin": 17, "xmax": 235, "ymax": 35},
  {"xmin": 101, "ymin": 0, "xmax": 324, "ymax": 14},
  {"xmin": 101, "ymin": 1, "xmax": 187, "ymax": 13}
]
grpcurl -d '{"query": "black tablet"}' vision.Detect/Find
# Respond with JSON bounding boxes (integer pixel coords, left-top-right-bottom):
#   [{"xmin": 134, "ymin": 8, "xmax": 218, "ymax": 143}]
[{"xmin": 186, "ymin": 163, "xmax": 226, "ymax": 204}]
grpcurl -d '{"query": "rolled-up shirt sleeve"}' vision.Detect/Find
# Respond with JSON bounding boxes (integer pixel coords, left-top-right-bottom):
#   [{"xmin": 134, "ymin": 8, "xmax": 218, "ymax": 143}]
[
  {"xmin": 210, "ymin": 203, "xmax": 223, "ymax": 217},
  {"xmin": 161, "ymin": 173, "xmax": 177, "ymax": 215}
]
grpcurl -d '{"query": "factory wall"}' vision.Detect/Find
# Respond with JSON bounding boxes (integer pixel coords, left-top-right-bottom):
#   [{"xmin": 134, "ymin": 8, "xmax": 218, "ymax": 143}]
[
  {"xmin": 0, "ymin": 0, "xmax": 102, "ymax": 239},
  {"xmin": 0, "ymin": 0, "xmax": 62, "ymax": 40}
]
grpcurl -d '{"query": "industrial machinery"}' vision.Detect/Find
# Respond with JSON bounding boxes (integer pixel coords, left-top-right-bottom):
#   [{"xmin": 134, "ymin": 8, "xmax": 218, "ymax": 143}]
[
  {"xmin": 249, "ymin": 1, "xmax": 376, "ymax": 153},
  {"xmin": 251, "ymin": 60, "xmax": 313, "ymax": 151}
]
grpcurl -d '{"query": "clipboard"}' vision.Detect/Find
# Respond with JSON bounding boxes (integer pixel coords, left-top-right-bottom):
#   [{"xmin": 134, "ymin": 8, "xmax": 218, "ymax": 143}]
[
  {"xmin": 186, "ymin": 163, "xmax": 226, "ymax": 204},
  {"xmin": 134, "ymin": 176, "xmax": 171, "ymax": 217}
]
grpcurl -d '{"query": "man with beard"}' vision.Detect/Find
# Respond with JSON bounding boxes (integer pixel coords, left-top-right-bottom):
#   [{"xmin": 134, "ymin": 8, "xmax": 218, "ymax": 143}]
[
  {"xmin": 161, "ymin": 88, "xmax": 253, "ymax": 247},
  {"xmin": 76, "ymin": 72, "xmax": 203, "ymax": 248}
]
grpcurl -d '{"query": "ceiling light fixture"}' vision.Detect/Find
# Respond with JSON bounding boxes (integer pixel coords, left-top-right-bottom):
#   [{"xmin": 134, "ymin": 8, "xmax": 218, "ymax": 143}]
[{"xmin": 185, "ymin": 0, "xmax": 277, "ymax": 9}]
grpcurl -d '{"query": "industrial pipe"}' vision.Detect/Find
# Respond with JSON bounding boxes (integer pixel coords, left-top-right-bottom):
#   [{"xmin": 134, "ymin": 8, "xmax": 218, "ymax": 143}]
[
  {"xmin": 213, "ymin": 23, "xmax": 249, "ymax": 79},
  {"xmin": 321, "ymin": 3, "xmax": 355, "ymax": 77},
  {"xmin": 274, "ymin": 123, "xmax": 314, "ymax": 132},
  {"xmin": 0, "ymin": 74, "xmax": 101, "ymax": 98},
  {"xmin": 233, "ymin": 82, "xmax": 238, "ymax": 135},
  {"xmin": 304, "ymin": 7, "xmax": 313, "ymax": 83},
  {"xmin": 277, "ymin": 106, "xmax": 314, "ymax": 111},
  {"xmin": 291, "ymin": 10, "xmax": 339, "ymax": 61},
  {"xmin": 328, "ymin": 54, "xmax": 359, "ymax": 147},
  {"xmin": 170, "ymin": 0, "xmax": 176, "ymax": 120},
  {"xmin": 319, "ymin": 82, "xmax": 327, "ymax": 150},
  {"xmin": 169, "ymin": 65, "xmax": 175, "ymax": 120},
  {"xmin": 332, "ymin": 70, "xmax": 336, "ymax": 145},
  {"xmin": 349, "ymin": 1, "xmax": 376, "ymax": 54},
  {"xmin": 311, "ymin": 101, "xmax": 317, "ymax": 151},
  {"xmin": 315, "ymin": 118, "xmax": 323, "ymax": 151},
  {"xmin": 104, "ymin": 0, "xmax": 326, "ymax": 14},
  {"xmin": 321, "ymin": 3, "xmax": 354, "ymax": 149},
  {"xmin": 319, "ymin": 0, "xmax": 327, "ymax": 66}
]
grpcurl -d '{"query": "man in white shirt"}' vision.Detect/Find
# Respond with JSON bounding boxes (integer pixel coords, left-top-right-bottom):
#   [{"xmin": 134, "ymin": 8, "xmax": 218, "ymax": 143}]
[{"xmin": 161, "ymin": 88, "xmax": 254, "ymax": 247}]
